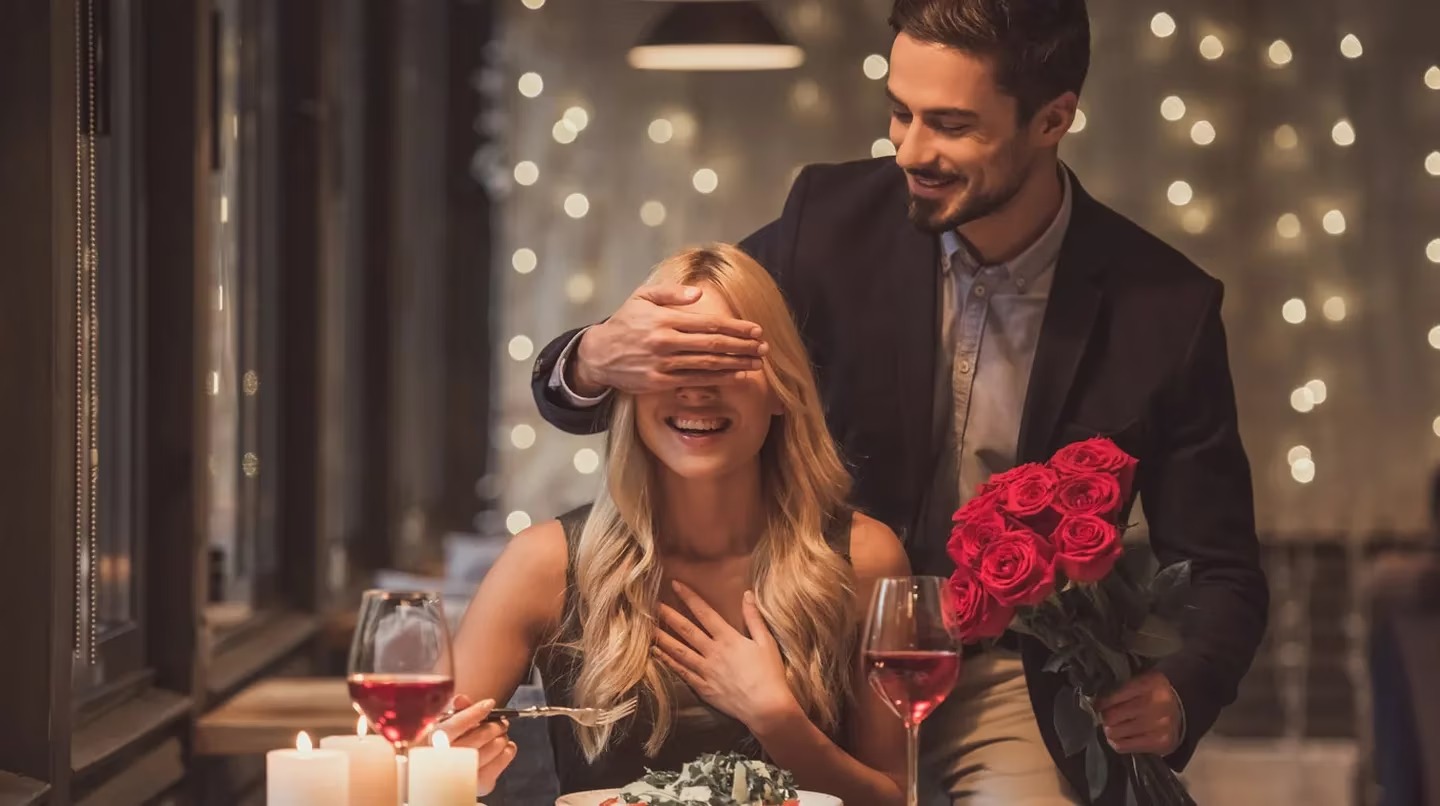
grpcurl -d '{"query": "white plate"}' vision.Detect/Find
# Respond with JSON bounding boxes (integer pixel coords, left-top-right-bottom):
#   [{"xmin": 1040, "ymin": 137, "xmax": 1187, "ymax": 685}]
[{"xmin": 557, "ymin": 791, "xmax": 840, "ymax": 806}]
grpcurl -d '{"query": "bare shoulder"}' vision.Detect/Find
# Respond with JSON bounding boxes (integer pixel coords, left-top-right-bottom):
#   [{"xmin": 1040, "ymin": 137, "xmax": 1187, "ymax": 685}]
[
  {"xmin": 847, "ymin": 512, "xmax": 911, "ymax": 583},
  {"xmin": 496, "ymin": 519, "xmax": 569, "ymax": 590},
  {"xmin": 467, "ymin": 518, "xmax": 570, "ymax": 637}
]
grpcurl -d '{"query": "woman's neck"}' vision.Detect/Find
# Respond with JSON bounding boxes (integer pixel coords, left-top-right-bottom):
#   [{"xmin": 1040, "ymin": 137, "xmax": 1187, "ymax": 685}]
[{"xmin": 654, "ymin": 464, "xmax": 765, "ymax": 561}]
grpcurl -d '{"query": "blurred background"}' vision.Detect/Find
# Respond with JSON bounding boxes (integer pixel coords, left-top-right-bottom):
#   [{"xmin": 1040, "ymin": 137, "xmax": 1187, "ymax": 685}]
[{"xmin": 2, "ymin": 0, "xmax": 1438, "ymax": 803}]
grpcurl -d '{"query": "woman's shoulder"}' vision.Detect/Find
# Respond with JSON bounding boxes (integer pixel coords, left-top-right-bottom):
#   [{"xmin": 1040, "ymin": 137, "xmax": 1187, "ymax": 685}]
[
  {"xmin": 497, "ymin": 517, "xmax": 571, "ymax": 588},
  {"xmin": 846, "ymin": 512, "xmax": 911, "ymax": 581}
]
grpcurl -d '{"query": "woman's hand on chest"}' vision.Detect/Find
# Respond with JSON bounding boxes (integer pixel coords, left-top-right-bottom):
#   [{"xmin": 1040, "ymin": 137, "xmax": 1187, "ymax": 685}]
[{"xmin": 652, "ymin": 580, "xmax": 803, "ymax": 734}]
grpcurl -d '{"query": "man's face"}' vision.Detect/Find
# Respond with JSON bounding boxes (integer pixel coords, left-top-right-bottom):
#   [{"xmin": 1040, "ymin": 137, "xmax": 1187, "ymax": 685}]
[{"xmin": 886, "ymin": 33, "xmax": 1061, "ymax": 234}]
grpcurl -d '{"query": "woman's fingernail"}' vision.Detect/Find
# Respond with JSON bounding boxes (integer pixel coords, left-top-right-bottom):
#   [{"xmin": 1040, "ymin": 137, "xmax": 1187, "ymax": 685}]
[
  {"xmin": 506, "ymin": 741, "xmax": 517, "ymax": 753},
  {"xmin": 479, "ymin": 698, "xmax": 496, "ymax": 710}
]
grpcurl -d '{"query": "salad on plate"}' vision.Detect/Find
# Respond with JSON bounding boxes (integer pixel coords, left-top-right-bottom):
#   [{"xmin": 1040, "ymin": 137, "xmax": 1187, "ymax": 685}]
[{"xmin": 601, "ymin": 752, "xmax": 800, "ymax": 806}]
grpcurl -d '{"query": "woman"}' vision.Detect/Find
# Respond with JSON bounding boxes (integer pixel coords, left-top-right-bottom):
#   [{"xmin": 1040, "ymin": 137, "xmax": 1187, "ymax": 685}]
[{"xmin": 451, "ymin": 244, "xmax": 909, "ymax": 803}]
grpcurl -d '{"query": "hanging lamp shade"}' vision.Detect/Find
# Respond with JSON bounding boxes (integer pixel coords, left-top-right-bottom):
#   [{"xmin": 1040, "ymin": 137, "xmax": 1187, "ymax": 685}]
[{"xmin": 628, "ymin": 1, "xmax": 805, "ymax": 71}]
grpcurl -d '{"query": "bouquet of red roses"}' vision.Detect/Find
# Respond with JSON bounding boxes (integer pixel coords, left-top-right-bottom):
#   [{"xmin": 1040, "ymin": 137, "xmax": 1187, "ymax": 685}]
[{"xmin": 946, "ymin": 438, "xmax": 1195, "ymax": 806}]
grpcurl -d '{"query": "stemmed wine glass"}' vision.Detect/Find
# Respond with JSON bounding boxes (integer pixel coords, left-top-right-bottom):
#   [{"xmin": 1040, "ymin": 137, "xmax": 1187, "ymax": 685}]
[
  {"xmin": 348, "ymin": 590, "xmax": 456, "ymax": 755},
  {"xmin": 862, "ymin": 576, "xmax": 961, "ymax": 806}
]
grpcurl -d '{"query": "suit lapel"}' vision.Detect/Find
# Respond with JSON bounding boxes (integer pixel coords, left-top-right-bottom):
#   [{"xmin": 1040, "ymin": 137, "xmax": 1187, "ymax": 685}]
[
  {"xmin": 1016, "ymin": 175, "xmax": 1110, "ymax": 464},
  {"xmin": 888, "ymin": 216, "xmax": 939, "ymax": 523}
]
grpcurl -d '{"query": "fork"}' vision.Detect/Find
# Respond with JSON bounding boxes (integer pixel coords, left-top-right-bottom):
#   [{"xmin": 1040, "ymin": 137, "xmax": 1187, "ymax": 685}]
[{"xmin": 480, "ymin": 697, "xmax": 638, "ymax": 727}]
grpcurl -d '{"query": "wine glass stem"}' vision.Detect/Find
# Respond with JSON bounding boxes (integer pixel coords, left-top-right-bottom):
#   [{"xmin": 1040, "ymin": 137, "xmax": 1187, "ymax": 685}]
[
  {"xmin": 906, "ymin": 722, "xmax": 920, "ymax": 806},
  {"xmin": 396, "ymin": 744, "xmax": 409, "ymax": 806}
]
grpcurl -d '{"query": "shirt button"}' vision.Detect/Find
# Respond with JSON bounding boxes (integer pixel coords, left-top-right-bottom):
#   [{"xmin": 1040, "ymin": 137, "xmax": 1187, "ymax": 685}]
[
  {"xmin": 957, "ymin": 359, "xmax": 973, "ymax": 374},
  {"xmin": 974, "ymin": 285, "xmax": 988, "ymax": 298},
  {"xmin": 1016, "ymin": 277, "xmax": 1027, "ymax": 289}
]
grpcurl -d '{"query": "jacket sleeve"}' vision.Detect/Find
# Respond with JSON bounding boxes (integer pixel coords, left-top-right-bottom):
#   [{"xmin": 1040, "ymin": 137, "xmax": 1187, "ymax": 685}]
[{"xmin": 1145, "ymin": 283, "xmax": 1270, "ymax": 769}]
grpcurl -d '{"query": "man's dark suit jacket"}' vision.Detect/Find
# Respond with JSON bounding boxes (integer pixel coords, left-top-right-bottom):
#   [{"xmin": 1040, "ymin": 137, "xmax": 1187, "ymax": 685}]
[{"xmin": 530, "ymin": 157, "xmax": 1269, "ymax": 803}]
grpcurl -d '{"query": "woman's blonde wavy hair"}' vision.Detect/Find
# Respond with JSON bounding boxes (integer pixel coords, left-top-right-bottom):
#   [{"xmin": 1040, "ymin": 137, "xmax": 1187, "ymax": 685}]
[{"xmin": 567, "ymin": 243, "xmax": 856, "ymax": 760}]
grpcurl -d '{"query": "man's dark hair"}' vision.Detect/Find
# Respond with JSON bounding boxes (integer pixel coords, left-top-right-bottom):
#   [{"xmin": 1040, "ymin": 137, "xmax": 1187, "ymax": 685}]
[{"xmin": 888, "ymin": 0, "xmax": 1091, "ymax": 122}]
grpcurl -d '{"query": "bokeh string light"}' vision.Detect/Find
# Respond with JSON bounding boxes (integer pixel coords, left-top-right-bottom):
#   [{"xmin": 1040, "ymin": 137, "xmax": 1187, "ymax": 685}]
[
  {"xmin": 1160, "ymin": 95, "xmax": 1186, "ymax": 121},
  {"xmin": 1339, "ymin": 34, "xmax": 1363, "ymax": 59},
  {"xmin": 1198, "ymin": 34, "xmax": 1225, "ymax": 60},
  {"xmin": 1190, "ymin": 120, "xmax": 1215, "ymax": 145},
  {"xmin": 1167, "ymin": 180, "xmax": 1194, "ymax": 206},
  {"xmin": 1150, "ymin": 12, "xmax": 1177, "ymax": 38},
  {"xmin": 1267, "ymin": 39, "xmax": 1293, "ymax": 67}
]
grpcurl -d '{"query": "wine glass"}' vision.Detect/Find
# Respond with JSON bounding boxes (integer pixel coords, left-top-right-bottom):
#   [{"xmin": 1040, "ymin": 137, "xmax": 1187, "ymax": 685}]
[
  {"xmin": 862, "ymin": 576, "xmax": 961, "ymax": 806},
  {"xmin": 348, "ymin": 590, "xmax": 456, "ymax": 754}
]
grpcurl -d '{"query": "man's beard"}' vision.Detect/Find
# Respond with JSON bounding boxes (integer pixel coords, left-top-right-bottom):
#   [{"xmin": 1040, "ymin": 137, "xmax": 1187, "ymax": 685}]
[{"xmin": 906, "ymin": 172, "xmax": 1026, "ymax": 234}]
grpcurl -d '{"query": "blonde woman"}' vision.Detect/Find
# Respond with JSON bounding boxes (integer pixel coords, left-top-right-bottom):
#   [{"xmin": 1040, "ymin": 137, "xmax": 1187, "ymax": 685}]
[{"xmin": 452, "ymin": 244, "xmax": 909, "ymax": 803}]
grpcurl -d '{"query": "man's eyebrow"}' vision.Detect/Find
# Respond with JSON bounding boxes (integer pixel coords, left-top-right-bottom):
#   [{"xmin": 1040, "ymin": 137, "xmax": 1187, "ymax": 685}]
[{"xmin": 885, "ymin": 87, "xmax": 980, "ymax": 119}]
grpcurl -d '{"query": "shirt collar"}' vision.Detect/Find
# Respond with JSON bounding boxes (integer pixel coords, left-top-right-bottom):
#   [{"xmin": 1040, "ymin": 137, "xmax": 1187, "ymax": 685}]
[{"xmin": 941, "ymin": 165, "xmax": 1073, "ymax": 290}]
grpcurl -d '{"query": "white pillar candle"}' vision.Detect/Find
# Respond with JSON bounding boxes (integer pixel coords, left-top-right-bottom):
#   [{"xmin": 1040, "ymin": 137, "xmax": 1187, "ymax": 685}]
[
  {"xmin": 267, "ymin": 731, "xmax": 350, "ymax": 806},
  {"xmin": 321, "ymin": 718, "xmax": 399, "ymax": 806},
  {"xmin": 406, "ymin": 731, "xmax": 478, "ymax": 806}
]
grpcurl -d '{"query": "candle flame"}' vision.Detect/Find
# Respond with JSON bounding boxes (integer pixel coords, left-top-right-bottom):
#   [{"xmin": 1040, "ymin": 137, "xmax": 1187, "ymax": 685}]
[
  {"xmin": 356, "ymin": 716, "xmax": 368, "ymax": 737},
  {"xmin": 296, "ymin": 731, "xmax": 313, "ymax": 752},
  {"xmin": 432, "ymin": 730, "xmax": 450, "ymax": 749}
]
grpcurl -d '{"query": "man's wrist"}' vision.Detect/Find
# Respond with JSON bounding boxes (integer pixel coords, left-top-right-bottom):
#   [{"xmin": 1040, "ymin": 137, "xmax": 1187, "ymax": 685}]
[{"xmin": 567, "ymin": 328, "xmax": 609, "ymax": 397}]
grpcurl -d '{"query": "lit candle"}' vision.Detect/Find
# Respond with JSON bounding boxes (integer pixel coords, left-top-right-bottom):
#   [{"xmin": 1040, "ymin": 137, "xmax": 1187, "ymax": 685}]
[
  {"xmin": 267, "ymin": 731, "xmax": 350, "ymax": 806},
  {"xmin": 320, "ymin": 718, "xmax": 399, "ymax": 806},
  {"xmin": 407, "ymin": 730, "xmax": 478, "ymax": 806}
]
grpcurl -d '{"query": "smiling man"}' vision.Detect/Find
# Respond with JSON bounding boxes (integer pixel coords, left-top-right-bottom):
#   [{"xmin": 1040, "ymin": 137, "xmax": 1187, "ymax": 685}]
[{"xmin": 529, "ymin": 1, "xmax": 1268, "ymax": 803}]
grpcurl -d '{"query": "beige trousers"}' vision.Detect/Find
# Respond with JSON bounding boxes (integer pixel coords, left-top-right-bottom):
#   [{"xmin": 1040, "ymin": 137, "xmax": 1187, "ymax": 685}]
[{"xmin": 918, "ymin": 648, "xmax": 1081, "ymax": 806}]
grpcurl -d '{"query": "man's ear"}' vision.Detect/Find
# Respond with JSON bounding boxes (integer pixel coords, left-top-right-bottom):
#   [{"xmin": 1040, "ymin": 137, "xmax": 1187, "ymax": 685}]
[{"xmin": 1035, "ymin": 91, "xmax": 1079, "ymax": 145}]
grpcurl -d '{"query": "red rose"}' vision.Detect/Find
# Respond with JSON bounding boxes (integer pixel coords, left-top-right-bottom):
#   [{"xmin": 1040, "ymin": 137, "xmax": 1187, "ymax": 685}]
[
  {"xmin": 947, "ymin": 502, "xmax": 1006, "ymax": 571},
  {"xmin": 976, "ymin": 463, "xmax": 1039, "ymax": 499},
  {"xmin": 1053, "ymin": 472, "xmax": 1122, "ymax": 517},
  {"xmin": 989, "ymin": 464, "xmax": 1058, "ymax": 519},
  {"xmin": 952, "ymin": 489, "xmax": 1000, "ymax": 525},
  {"xmin": 945, "ymin": 571, "xmax": 1013, "ymax": 642},
  {"xmin": 1050, "ymin": 437, "xmax": 1138, "ymax": 498},
  {"xmin": 1053, "ymin": 515, "xmax": 1123, "ymax": 583},
  {"xmin": 976, "ymin": 530, "xmax": 1056, "ymax": 607}
]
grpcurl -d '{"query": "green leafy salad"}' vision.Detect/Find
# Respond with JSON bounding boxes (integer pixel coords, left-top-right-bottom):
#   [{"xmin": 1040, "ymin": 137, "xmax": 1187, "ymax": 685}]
[{"xmin": 605, "ymin": 752, "xmax": 801, "ymax": 806}]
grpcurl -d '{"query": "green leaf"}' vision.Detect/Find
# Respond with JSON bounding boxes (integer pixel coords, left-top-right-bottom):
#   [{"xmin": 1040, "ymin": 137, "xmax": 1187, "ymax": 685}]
[
  {"xmin": 1092, "ymin": 639, "xmax": 1134, "ymax": 688},
  {"xmin": 1086, "ymin": 733, "xmax": 1110, "ymax": 802},
  {"xmin": 1127, "ymin": 614, "xmax": 1184, "ymax": 658},
  {"xmin": 1154, "ymin": 560, "xmax": 1192, "ymax": 597},
  {"xmin": 1152, "ymin": 560, "xmax": 1193, "ymax": 621},
  {"xmin": 1097, "ymin": 568, "xmax": 1149, "ymax": 629},
  {"xmin": 1053, "ymin": 687, "xmax": 1093, "ymax": 757},
  {"xmin": 1044, "ymin": 646, "xmax": 1077, "ymax": 674},
  {"xmin": 1075, "ymin": 624, "xmax": 1133, "ymax": 689}
]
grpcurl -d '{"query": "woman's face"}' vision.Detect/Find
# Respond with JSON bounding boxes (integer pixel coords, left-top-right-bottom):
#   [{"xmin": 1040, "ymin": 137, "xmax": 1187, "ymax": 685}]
[{"xmin": 634, "ymin": 284, "xmax": 782, "ymax": 482}]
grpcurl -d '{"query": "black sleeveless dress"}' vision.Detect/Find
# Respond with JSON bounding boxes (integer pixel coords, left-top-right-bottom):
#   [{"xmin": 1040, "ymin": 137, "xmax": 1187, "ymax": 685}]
[{"xmin": 534, "ymin": 504, "xmax": 854, "ymax": 795}]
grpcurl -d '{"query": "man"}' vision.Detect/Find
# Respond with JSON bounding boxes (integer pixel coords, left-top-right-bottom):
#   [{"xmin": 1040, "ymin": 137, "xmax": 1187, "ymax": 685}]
[{"xmin": 529, "ymin": 0, "xmax": 1268, "ymax": 802}]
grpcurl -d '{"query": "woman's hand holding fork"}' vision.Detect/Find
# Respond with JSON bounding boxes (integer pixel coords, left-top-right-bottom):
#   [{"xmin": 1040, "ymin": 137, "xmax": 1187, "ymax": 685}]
[{"xmin": 434, "ymin": 695, "xmax": 517, "ymax": 796}]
